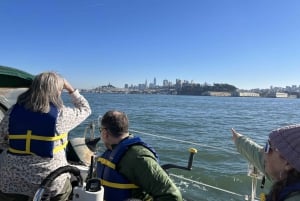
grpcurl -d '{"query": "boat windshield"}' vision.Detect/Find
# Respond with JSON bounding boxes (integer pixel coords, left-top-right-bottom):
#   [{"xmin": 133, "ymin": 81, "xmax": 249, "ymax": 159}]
[
  {"xmin": 0, "ymin": 66, "xmax": 34, "ymax": 121},
  {"xmin": 0, "ymin": 88, "xmax": 28, "ymax": 121}
]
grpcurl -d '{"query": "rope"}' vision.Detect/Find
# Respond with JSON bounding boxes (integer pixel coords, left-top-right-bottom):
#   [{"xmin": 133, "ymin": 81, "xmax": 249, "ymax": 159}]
[{"xmin": 130, "ymin": 129, "xmax": 239, "ymax": 155}]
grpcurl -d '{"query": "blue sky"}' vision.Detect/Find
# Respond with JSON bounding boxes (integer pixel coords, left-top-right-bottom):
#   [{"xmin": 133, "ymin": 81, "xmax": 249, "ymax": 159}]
[{"xmin": 1, "ymin": 0, "xmax": 300, "ymax": 90}]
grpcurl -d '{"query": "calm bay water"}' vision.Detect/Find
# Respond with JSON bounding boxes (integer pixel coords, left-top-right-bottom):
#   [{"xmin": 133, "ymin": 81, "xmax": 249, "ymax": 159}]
[{"xmin": 65, "ymin": 93, "xmax": 300, "ymax": 201}]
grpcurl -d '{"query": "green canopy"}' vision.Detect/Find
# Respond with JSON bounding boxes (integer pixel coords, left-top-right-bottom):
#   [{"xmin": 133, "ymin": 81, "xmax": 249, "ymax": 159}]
[{"xmin": 0, "ymin": 65, "xmax": 34, "ymax": 88}]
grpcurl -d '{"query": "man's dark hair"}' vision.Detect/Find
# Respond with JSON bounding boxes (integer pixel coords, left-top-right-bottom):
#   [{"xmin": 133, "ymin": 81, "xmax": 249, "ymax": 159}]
[{"xmin": 101, "ymin": 110, "xmax": 129, "ymax": 137}]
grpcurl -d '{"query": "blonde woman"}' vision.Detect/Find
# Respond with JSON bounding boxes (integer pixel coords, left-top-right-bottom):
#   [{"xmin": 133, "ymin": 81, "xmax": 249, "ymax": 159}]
[{"xmin": 0, "ymin": 72, "xmax": 91, "ymax": 201}]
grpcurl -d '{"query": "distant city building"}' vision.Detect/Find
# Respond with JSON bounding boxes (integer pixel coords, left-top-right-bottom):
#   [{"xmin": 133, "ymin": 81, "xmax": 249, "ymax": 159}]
[
  {"xmin": 206, "ymin": 91, "xmax": 232, "ymax": 96},
  {"xmin": 275, "ymin": 92, "xmax": 288, "ymax": 98},
  {"xmin": 163, "ymin": 79, "xmax": 168, "ymax": 87},
  {"xmin": 238, "ymin": 92, "xmax": 260, "ymax": 97},
  {"xmin": 175, "ymin": 79, "xmax": 182, "ymax": 89},
  {"xmin": 138, "ymin": 83, "xmax": 146, "ymax": 90},
  {"xmin": 289, "ymin": 94, "xmax": 297, "ymax": 99}
]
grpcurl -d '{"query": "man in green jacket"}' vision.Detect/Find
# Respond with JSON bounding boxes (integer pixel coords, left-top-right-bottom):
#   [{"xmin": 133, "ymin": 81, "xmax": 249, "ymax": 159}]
[{"xmin": 96, "ymin": 110, "xmax": 182, "ymax": 201}]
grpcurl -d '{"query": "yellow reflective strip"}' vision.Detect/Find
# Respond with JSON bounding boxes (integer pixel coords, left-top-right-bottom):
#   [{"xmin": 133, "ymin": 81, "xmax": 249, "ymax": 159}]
[
  {"xmin": 25, "ymin": 130, "xmax": 32, "ymax": 153},
  {"xmin": 98, "ymin": 158, "xmax": 116, "ymax": 169},
  {"xmin": 8, "ymin": 147, "xmax": 33, "ymax": 154},
  {"xmin": 8, "ymin": 141, "xmax": 68, "ymax": 155},
  {"xmin": 101, "ymin": 179, "xmax": 139, "ymax": 189},
  {"xmin": 53, "ymin": 141, "xmax": 68, "ymax": 153},
  {"xmin": 8, "ymin": 135, "xmax": 26, "ymax": 139},
  {"xmin": 8, "ymin": 132, "xmax": 67, "ymax": 141},
  {"xmin": 8, "ymin": 131, "xmax": 68, "ymax": 155},
  {"xmin": 30, "ymin": 132, "xmax": 67, "ymax": 141}
]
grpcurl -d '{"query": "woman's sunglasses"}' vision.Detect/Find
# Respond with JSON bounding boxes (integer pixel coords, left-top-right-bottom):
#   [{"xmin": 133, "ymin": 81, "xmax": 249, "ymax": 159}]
[{"xmin": 264, "ymin": 140, "xmax": 278, "ymax": 153}]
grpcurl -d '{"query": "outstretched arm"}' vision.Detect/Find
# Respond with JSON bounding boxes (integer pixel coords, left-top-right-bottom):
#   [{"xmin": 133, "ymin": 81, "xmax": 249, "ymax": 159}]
[{"xmin": 231, "ymin": 128, "xmax": 265, "ymax": 174}]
